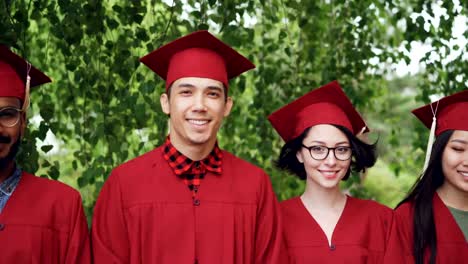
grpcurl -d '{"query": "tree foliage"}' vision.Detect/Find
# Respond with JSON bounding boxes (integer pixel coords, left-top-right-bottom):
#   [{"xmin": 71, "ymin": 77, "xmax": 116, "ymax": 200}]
[{"xmin": 1, "ymin": 0, "xmax": 466, "ymax": 216}]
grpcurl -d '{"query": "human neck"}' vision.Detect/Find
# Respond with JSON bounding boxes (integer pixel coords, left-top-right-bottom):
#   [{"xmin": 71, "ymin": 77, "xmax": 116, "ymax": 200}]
[
  {"xmin": 437, "ymin": 184, "xmax": 468, "ymax": 211},
  {"xmin": 301, "ymin": 181, "xmax": 346, "ymax": 209},
  {"xmin": 0, "ymin": 161, "xmax": 15, "ymax": 184},
  {"xmin": 169, "ymin": 137, "xmax": 216, "ymax": 161}
]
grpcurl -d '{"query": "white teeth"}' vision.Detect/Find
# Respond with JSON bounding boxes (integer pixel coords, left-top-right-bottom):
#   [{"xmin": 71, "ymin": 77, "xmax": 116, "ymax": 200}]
[
  {"xmin": 321, "ymin": 171, "xmax": 336, "ymax": 176},
  {"xmin": 461, "ymin": 172, "xmax": 468, "ymax": 177},
  {"xmin": 189, "ymin": 119, "xmax": 208, "ymax": 125}
]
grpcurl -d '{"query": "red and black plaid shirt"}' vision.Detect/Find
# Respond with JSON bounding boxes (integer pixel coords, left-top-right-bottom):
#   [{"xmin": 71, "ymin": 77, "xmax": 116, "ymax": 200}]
[{"xmin": 162, "ymin": 137, "xmax": 222, "ymax": 199}]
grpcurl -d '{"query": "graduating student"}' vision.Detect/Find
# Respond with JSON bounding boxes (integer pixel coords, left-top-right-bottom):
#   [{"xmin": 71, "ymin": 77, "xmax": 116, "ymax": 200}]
[
  {"xmin": 268, "ymin": 81, "xmax": 393, "ymax": 263},
  {"xmin": 0, "ymin": 45, "xmax": 90, "ymax": 263},
  {"xmin": 384, "ymin": 90, "xmax": 468, "ymax": 264},
  {"xmin": 91, "ymin": 30, "xmax": 286, "ymax": 264}
]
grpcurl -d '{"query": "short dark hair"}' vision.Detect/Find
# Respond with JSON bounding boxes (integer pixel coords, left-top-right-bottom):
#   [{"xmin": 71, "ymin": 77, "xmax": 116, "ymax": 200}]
[
  {"xmin": 397, "ymin": 130, "xmax": 454, "ymax": 264},
  {"xmin": 275, "ymin": 124, "xmax": 377, "ymax": 180}
]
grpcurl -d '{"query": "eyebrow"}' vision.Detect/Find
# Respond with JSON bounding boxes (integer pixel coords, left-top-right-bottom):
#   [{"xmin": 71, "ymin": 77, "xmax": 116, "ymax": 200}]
[
  {"xmin": 450, "ymin": 139, "xmax": 468, "ymax": 144},
  {"xmin": 176, "ymin": 83, "xmax": 223, "ymax": 91},
  {"xmin": 206, "ymin": 86, "xmax": 223, "ymax": 92},
  {"xmin": 308, "ymin": 140, "xmax": 350, "ymax": 146}
]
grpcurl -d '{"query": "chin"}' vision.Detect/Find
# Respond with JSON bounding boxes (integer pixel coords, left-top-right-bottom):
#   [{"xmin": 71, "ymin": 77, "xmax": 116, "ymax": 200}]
[
  {"xmin": 187, "ymin": 136, "xmax": 211, "ymax": 145},
  {"xmin": 321, "ymin": 182, "xmax": 341, "ymax": 189},
  {"xmin": 188, "ymin": 133, "xmax": 217, "ymax": 143}
]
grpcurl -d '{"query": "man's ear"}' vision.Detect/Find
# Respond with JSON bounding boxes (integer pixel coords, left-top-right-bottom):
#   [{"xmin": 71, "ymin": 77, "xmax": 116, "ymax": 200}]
[
  {"xmin": 160, "ymin": 93, "xmax": 170, "ymax": 115},
  {"xmin": 223, "ymin": 97, "xmax": 233, "ymax": 117}
]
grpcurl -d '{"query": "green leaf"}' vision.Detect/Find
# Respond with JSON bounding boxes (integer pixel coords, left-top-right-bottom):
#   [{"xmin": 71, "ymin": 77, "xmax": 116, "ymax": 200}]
[
  {"xmin": 107, "ymin": 18, "xmax": 119, "ymax": 30},
  {"xmin": 112, "ymin": 5, "xmax": 123, "ymax": 13},
  {"xmin": 415, "ymin": 16, "xmax": 425, "ymax": 27},
  {"xmin": 198, "ymin": 23, "xmax": 209, "ymax": 30},
  {"xmin": 133, "ymin": 14, "xmax": 144, "ymax": 24},
  {"xmin": 279, "ymin": 30, "xmax": 287, "ymax": 40},
  {"xmin": 49, "ymin": 165, "xmax": 60, "ymax": 180},
  {"xmin": 77, "ymin": 176, "xmax": 88, "ymax": 188},
  {"xmin": 41, "ymin": 145, "xmax": 54, "ymax": 153},
  {"xmin": 208, "ymin": 0, "xmax": 217, "ymax": 7},
  {"xmin": 136, "ymin": 29, "xmax": 149, "ymax": 41}
]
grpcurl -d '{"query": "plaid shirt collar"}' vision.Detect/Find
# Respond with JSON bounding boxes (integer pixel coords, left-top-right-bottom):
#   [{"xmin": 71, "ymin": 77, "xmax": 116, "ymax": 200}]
[{"xmin": 162, "ymin": 137, "xmax": 223, "ymax": 176}]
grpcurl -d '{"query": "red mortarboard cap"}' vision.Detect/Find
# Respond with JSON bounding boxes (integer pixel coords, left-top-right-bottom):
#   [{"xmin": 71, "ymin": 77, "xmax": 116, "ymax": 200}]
[
  {"xmin": 0, "ymin": 45, "xmax": 51, "ymax": 102},
  {"xmin": 268, "ymin": 80, "xmax": 369, "ymax": 142},
  {"xmin": 412, "ymin": 90, "xmax": 468, "ymax": 136},
  {"xmin": 140, "ymin": 30, "xmax": 255, "ymax": 90}
]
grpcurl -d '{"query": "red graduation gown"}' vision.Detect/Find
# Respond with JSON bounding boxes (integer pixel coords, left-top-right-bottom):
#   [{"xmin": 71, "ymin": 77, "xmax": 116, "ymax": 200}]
[
  {"xmin": 383, "ymin": 193, "xmax": 468, "ymax": 263},
  {"xmin": 281, "ymin": 196, "xmax": 393, "ymax": 264},
  {"xmin": 0, "ymin": 172, "xmax": 90, "ymax": 263},
  {"xmin": 91, "ymin": 146, "xmax": 286, "ymax": 263}
]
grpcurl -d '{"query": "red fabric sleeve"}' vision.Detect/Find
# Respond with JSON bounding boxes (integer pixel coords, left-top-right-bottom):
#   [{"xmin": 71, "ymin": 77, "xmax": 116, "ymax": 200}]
[
  {"xmin": 383, "ymin": 203, "xmax": 414, "ymax": 264},
  {"xmin": 91, "ymin": 171, "xmax": 130, "ymax": 263},
  {"xmin": 65, "ymin": 193, "xmax": 91, "ymax": 263},
  {"xmin": 254, "ymin": 172, "xmax": 289, "ymax": 263}
]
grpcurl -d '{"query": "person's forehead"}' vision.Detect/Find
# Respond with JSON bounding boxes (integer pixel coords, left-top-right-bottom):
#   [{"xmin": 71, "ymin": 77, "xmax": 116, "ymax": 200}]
[
  {"xmin": 450, "ymin": 130, "xmax": 468, "ymax": 141},
  {"xmin": 172, "ymin": 77, "xmax": 223, "ymax": 88},
  {"xmin": 0, "ymin": 97, "xmax": 21, "ymax": 107},
  {"xmin": 305, "ymin": 124, "xmax": 349, "ymax": 142}
]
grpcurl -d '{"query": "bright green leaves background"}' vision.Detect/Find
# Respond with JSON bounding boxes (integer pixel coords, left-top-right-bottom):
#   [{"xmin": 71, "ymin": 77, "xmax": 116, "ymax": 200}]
[{"xmin": 1, "ymin": 0, "xmax": 466, "ymax": 219}]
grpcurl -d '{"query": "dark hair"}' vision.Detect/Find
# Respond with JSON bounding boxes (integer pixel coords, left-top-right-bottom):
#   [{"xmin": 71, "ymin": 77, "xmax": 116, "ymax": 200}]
[
  {"xmin": 396, "ymin": 130, "xmax": 454, "ymax": 264},
  {"xmin": 275, "ymin": 124, "xmax": 377, "ymax": 180}
]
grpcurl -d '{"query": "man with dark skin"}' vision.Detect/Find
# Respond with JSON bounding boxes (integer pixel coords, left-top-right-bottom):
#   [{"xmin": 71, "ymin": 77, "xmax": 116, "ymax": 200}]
[{"xmin": 0, "ymin": 45, "xmax": 90, "ymax": 263}]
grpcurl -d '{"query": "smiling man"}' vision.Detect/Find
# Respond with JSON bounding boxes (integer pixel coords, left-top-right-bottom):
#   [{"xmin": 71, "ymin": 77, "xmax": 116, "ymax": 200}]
[
  {"xmin": 91, "ymin": 31, "xmax": 286, "ymax": 263},
  {"xmin": 0, "ymin": 45, "xmax": 90, "ymax": 263}
]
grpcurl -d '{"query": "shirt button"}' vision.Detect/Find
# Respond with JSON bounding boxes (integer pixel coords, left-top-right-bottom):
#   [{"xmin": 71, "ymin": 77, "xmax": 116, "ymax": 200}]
[
  {"xmin": 330, "ymin": 244, "xmax": 336, "ymax": 251},
  {"xmin": 193, "ymin": 198, "xmax": 201, "ymax": 206},
  {"xmin": 194, "ymin": 162, "xmax": 200, "ymax": 168},
  {"xmin": 0, "ymin": 224, "xmax": 5, "ymax": 231}
]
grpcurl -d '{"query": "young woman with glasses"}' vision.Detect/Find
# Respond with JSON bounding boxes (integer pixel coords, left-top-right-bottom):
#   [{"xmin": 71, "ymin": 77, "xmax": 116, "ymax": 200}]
[{"xmin": 268, "ymin": 81, "xmax": 393, "ymax": 263}]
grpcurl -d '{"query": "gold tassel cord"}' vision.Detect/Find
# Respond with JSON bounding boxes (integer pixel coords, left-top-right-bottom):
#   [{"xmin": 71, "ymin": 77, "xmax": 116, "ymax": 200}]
[
  {"xmin": 422, "ymin": 100, "xmax": 439, "ymax": 174},
  {"xmin": 22, "ymin": 62, "xmax": 32, "ymax": 112},
  {"xmin": 422, "ymin": 116, "xmax": 436, "ymax": 172}
]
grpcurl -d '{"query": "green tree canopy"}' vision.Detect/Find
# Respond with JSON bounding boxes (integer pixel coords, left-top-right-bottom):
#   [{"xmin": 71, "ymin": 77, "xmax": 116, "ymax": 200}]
[{"xmin": 1, "ymin": 0, "xmax": 466, "ymax": 217}]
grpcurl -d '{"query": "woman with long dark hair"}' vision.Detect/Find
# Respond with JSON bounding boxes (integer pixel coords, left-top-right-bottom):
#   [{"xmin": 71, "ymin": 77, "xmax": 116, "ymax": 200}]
[
  {"xmin": 268, "ymin": 81, "xmax": 393, "ymax": 263},
  {"xmin": 384, "ymin": 90, "xmax": 468, "ymax": 263}
]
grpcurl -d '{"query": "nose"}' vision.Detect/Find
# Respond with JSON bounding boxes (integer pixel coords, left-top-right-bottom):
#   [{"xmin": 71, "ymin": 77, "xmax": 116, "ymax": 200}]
[
  {"xmin": 192, "ymin": 93, "xmax": 207, "ymax": 112},
  {"xmin": 462, "ymin": 153, "xmax": 468, "ymax": 166},
  {"xmin": 323, "ymin": 150, "xmax": 337, "ymax": 166}
]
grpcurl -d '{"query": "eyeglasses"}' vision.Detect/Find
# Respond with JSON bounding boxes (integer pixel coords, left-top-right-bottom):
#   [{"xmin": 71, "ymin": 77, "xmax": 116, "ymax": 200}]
[
  {"xmin": 301, "ymin": 144, "xmax": 352, "ymax": 161},
  {"xmin": 0, "ymin": 107, "xmax": 23, "ymax": 127}
]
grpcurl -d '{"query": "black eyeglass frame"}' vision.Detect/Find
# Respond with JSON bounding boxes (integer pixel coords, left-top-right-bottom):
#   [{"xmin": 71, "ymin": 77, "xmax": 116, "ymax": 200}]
[{"xmin": 301, "ymin": 144, "xmax": 352, "ymax": 161}]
